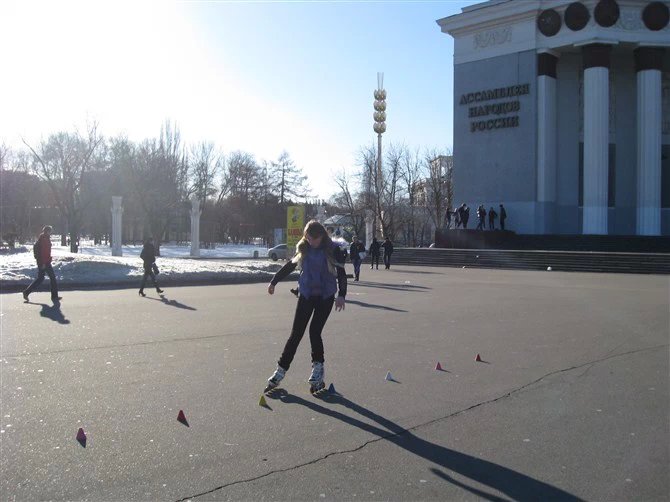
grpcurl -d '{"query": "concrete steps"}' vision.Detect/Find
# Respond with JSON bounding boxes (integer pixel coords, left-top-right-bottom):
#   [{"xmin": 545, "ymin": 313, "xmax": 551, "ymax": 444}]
[{"xmin": 387, "ymin": 248, "xmax": 670, "ymax": 274}]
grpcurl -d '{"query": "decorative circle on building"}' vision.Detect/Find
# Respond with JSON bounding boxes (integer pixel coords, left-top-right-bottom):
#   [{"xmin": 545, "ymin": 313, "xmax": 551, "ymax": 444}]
[
  {"xmin": 594, "ymin": 0, "xmax": 620, "ymax": 27},
  {"xmin": 537, "ymin": 9, "xmax": 562, "ymax": 36},
  {"xmin": 642, "ymin": 2, "xmax": 670, "ymax": 30},
  {"xmin": 565, "ymin": 2, "xmax": 590, "ymax": 31}
]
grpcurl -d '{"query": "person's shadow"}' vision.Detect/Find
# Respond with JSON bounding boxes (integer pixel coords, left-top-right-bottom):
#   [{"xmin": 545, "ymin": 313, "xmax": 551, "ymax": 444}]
[
  {"xmin": 143, "ymin": 294, "xmax": 197, "ymax": 311},
  {"xmin": 268, "ymin": 390, "xmax": 583, "ymax": 501},
  {"xmin": 346, "ymin": 299, "xmax": 407, "ymax": 313},
  {"xmin": 29, "ymin": 302, "xmax": 70, "ymax": 325}
]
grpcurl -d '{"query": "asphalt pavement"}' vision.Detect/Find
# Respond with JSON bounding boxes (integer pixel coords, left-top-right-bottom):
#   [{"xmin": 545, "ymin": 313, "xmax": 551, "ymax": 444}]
[{"xmin": 1, "ymin": 266, "xmax": 668, "ymax": 501}]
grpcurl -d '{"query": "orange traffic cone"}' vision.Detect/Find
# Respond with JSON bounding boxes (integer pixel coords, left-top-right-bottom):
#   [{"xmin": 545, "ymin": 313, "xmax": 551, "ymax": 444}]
[
  {"xmin": 475, "ymin": 354, "xmax": 482, "ymax": 362},
  {"xmin": 435, "ymin": 362, "xmax": 443, "ymax": 371}
]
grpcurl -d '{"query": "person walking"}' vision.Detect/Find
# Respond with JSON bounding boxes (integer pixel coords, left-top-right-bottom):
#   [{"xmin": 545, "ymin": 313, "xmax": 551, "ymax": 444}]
[
  {"xmin": 369, "ymin": 237, "xmax": 381, "ymax": 270},
  {"xmin": 382, "ymin": 237, "xmax": 394, "ymax": 270},
  {"xmin": 349, "ymin": 235, "xmax": 366, "ymax": 282},
  {"xmin": 23, "ymin": 225, "xmax": 60, "ymax": 303},
  {"xmin": 499, "ymin": 204, "xmax": 507, "ymax": 231},
  {"xmin": 454, "ymin": 208, "xmax": 461, "ymax": 229},
  {"xmin": 264, "ymin": 220, "xmax": 347, "ymax": 394},
  {"xmin": 488, "ymin": 206, "xmax": 498, "ymax": 230},
  {"xmin": 139, "ymin": 237, "xmax": 164, "ymax": 297}
]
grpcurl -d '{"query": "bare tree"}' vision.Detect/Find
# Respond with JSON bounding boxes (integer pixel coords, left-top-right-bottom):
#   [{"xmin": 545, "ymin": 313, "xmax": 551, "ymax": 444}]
[
  {"xmin": 422, "ymin": 148, "xmax": 454, "ymax": 233},
  {"xmin": 23, "ymin": 123, "xmax": 104, "ymax": 251},
  {"xmin": 380, "ymin": 143, "xmax": 405, "ymax": 240},
  {"xmin": 220, "ymin": 151, "xmax": 262, "ymax": 203},
  {"xmin": 399, "ymin": 147, "xmax": 423, "ymax": 246},
  {"xmin": 268, "ymin": 151, "xmax": 310, "ymax": 204},
  {"xmin": 189, "ymin": 141, "xmax": 221, "ymax": 208},
  {"xmin": 0, "ymin": 143, "xmax": 10, "ymax": 171},
  {"xmin": 129, "ymin": 121, "xmax": 189, "ymax": 254},
  {"xmin": 333, "ymin": 168, "xmax": 365, "ymax": 238}
]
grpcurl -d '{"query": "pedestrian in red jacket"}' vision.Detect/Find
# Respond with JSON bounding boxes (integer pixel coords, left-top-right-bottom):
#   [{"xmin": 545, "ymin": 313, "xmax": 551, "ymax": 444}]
[{"xmin": 23, "ymin": 225, "xmax": 60, "ymax": 303}]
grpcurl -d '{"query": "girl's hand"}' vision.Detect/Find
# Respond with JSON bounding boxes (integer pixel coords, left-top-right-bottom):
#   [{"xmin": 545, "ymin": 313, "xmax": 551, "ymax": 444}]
[
  {"xmin": 335, "ymin": 296, "xmax": 345, "ymax": 311},
  {"xmin": 268, "ymin": 284, "xmax": 275, "ymax": 295}
]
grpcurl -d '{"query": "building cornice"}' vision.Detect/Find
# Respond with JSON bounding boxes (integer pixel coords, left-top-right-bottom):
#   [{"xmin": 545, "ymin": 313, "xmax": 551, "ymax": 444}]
[{"xmin": 438, "ymin": 0, "xmax": 670, "ymax": 65}]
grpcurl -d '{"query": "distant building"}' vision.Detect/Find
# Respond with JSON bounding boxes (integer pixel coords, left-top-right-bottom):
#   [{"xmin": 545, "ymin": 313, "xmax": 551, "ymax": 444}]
[
  {"xmin": 323, "ymin": 214, "xmax": 354, "ymax": 238},
  {"xmin": 437, "ymin": 0, "xmax": 670, "ymax": 235}
]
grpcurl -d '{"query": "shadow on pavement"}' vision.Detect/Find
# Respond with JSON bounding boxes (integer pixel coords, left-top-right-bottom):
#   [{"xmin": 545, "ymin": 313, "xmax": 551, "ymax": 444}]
[
  {"xmin": 346, "ymin": 300, "xmax": 407, "ymax": 313},
  {"xmin": 142, "ymin": 294, "xmax": 197, "ymax": 311},
  {"xmin": 390, "ymin": 269, "xmax": 443, "ymax": 275},
  {"xmin": 353, "ymin": 282, "xmax": 431, "ymax": 292},
  {"xmin": 273, "ymin": 391, "xmax": 583, "ymax": 501},
  {"xmin": 28, "ymin": 302, "xmax": 70, "ymax": 325}
]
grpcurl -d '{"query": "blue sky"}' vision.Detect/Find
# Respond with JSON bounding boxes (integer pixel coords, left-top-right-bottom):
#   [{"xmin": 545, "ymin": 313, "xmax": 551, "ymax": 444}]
[{"xmin": 0, "ymin": 0, "xmax": 477, "ymax": 198}]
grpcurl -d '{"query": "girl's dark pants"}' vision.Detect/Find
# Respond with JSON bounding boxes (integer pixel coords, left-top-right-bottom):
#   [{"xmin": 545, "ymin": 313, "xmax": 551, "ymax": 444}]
[
  {"xmin": 278, "ymin": 294, "xmax": 334, "ymax": 370},
  {"xmin": 24, "ymin": 264, "xmax": 59, "ymax": 299},
  {"xmin": 140, "ymin": 266, "xmax": 159, "ymax": 291},
  {"xmin": 352, "ymin": 258, "xmax": 362, "ymax": 279},
  {"xmin": 370, "ymin": 254, "xmax": 380, "ymax": 269},
  {"xmin": 384, "ymin": 253, "xmax": 392, "ymax": 269}
]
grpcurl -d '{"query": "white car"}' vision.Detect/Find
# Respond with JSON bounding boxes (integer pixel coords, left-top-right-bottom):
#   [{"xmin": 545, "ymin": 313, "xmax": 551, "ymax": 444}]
[{"xmin": 268, "ymin": 244, "xmax": 288, "ymax": 261}]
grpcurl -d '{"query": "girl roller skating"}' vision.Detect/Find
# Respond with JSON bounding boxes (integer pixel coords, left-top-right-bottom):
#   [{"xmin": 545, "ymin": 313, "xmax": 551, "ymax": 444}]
[{"xmin": 265, "ymin": 220, "xmax": 347, "ymax": 395}]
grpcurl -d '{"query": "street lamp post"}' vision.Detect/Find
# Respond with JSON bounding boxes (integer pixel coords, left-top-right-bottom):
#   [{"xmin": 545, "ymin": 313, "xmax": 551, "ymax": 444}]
[{"xmin": 373, "ymin": 72, "xmax": 387, "ymax": 238}]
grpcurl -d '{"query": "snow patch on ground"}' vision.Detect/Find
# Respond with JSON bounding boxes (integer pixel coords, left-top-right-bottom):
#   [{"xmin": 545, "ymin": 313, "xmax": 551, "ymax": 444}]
[{"xmin": 1, "ymin": 244, "xmax": 282, "ymax": 287}]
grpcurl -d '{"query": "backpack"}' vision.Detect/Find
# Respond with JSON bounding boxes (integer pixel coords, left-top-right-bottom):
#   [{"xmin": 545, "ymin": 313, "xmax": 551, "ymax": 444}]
[{"xmin": 33, "ymin": 239, "xmax": 40, "ymax": 261}]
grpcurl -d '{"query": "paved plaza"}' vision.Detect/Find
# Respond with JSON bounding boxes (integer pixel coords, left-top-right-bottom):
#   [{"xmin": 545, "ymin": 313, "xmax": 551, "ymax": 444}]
[{"xmin": 1, "ymin": 266, "xmax": 668, "ymax": 501}]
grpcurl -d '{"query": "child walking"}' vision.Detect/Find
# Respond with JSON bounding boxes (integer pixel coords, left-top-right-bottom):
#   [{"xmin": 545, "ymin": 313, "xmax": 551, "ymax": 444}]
[{"xmin": 265, "ymin": 220, "xmax": 347, "ymax": 394}]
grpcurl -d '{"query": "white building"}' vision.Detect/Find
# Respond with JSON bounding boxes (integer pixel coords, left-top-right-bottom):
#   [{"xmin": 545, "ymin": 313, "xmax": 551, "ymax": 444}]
[{"xmin": 437, "ymin": 0, "xmax": 669, "ymax": 235}]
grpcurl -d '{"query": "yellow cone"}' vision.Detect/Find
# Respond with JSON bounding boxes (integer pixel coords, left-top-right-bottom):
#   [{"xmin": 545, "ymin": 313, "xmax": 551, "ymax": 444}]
[{"xmin": 259, "ymin": 395, "xmax": 267, "ymax": 407}]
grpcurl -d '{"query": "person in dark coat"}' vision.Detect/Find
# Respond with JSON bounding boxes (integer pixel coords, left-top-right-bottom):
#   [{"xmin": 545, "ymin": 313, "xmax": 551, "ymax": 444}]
[
  {"xmin": 369, "ymin": 237, "xmax": 381, "ymax": 270},
  {"xmin": 488, "ymin": 207, "xmax": 498, "ymax": 230},
  {"xmin": 23, "ymin": 225, "xmax": 60, "ymax": 303},
  {"xmin": 445, "ymin": 207, "xmax": 452, "ymax": 229},
  {"xmin": 349, "ymin": 235, "xmax": 366, "ymax": 282},
  {"xmin": 139, "ymin": 237, "xmax": 163, "ymax": 297},
  {"xmin": 476, "ymin": 205, "xmax": 487, "ymax": 230},
  {"xmin": 499, "ymin": 204, "xmax": 507, "ymax": 231},
  {"xmin": 461, "ymin": 204, "xmax": 470, "ymax": 229},
  {"xmin": 381, "ymin": 237, "xmax": 394, "ymax": 270}
]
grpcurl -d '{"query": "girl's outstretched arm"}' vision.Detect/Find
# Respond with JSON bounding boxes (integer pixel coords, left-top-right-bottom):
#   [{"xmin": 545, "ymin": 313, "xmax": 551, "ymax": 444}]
[{"xmin": 270, "ymin": 260, "xmax": 298, "ymax": 287}]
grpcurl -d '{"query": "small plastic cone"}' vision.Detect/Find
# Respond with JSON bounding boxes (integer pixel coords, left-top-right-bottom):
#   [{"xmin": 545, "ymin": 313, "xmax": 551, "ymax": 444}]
[
  {"xmin": 76, "ymin": 428, "xmax": 86, "ymax": 442},
  {"xmin": 259, "ymin": 395, "xmax": 267, "ymax": 407},
  {"xmin": 475, "ymin": 354, "xmax": 482, "ymax": 362},
  {"xmin": 328, "ymin": 383, "xmax": 336, "ymax": 394},
  {"xmin": 435, "ymin": 362, "xmax": 443, "ymax": 371},
  {"xmin": 177, "ymin": 410, "xmax": 187, "ymax": 423},
  {"xmin": 385, "ymin": 371, "xmax": 393, "ymax": 381}
]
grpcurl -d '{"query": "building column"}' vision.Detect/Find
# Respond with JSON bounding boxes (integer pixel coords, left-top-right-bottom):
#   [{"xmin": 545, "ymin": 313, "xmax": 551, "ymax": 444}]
[
  {"xmin": 635, "ymin": 47, "xmax": 664, "ymax": 235},
  {"xmin": 365, "ymin": 209, "xmax": 374, "ymax": 248},
  {"xmin": 537, "ymin": 51, "xmax": 559, "ymax": 234},
  {"xmin": 581, "ymin": 43, "xmax": 612, "ymax": 235},
  {"xmin": 190, "ymin": 198, "xmax": 201, "ymax": 257},
  {"xmin": 111, "ymin": 196, "xmax": 123, "ymax": 257}
]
